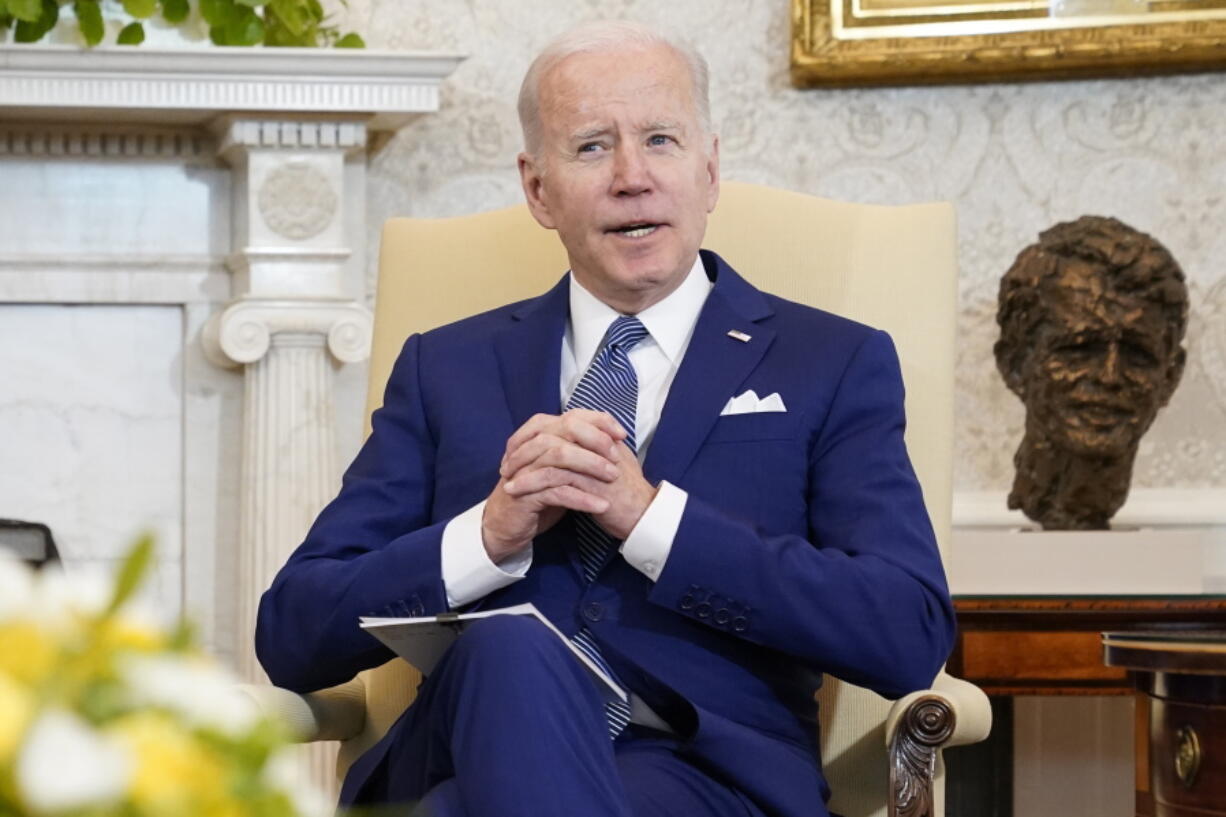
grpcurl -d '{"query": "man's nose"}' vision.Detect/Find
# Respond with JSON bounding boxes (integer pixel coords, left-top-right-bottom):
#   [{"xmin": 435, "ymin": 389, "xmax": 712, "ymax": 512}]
[
  {"xmin": 610, "ymin": 145, "xmax": 651, "ymax": 196},
  {"xmin": 1097, "ymin": 342, "xmax": 1124, "ymax": 386}
]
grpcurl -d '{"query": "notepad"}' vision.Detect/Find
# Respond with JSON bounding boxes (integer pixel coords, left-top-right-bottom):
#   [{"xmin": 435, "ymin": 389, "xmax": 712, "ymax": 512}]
[{"xmin": 360, "ymin": 603, "xmax": 627, "ymax": 704}]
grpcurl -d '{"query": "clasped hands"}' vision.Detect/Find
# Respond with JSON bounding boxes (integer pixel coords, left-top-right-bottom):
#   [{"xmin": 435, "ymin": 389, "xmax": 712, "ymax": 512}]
[{"xmin": 481, "ymin": 409, "xmax": 658, "ymax": 564}]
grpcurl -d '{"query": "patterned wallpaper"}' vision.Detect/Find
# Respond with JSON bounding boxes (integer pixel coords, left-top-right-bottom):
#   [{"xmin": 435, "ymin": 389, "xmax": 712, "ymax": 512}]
[{"xmin": 347, "ymin": 0, "xmax": 1226, "ymax": 492}]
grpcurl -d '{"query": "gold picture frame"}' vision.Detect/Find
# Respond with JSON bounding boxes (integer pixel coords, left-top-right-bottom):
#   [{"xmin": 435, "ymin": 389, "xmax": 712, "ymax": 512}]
[{"xmin": 791, "ymin": 0, "xmax": 1226, "ymax": 86}]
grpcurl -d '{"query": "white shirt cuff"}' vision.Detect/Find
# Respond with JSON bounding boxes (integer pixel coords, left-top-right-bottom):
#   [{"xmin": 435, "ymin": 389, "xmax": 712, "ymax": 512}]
[
  {"xmin": 620, "ymin": 480, "xmax": 687, "ymax": 582},
  {"xmin": 441, "ymin": 500, "xmax": 532, "ymax": 608}
]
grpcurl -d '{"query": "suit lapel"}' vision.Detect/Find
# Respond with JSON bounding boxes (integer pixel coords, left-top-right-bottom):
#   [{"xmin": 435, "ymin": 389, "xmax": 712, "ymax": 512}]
[
  {"xmin": 643, "ymin": 252, "xmax": 776, "ymax": 486},
  {"xmin": 493, "ymin": 274, "xmax": 569, "ymax": 428}
]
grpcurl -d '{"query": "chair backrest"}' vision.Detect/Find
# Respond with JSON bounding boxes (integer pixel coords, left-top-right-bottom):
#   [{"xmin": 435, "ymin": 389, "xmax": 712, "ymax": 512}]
[{"xmin": 356, "ymin": 181, "xmax": 957, "ymax": 817}]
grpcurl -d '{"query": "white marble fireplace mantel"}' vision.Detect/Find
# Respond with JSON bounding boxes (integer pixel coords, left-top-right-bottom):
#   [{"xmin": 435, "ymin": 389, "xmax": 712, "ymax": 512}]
[
  {"xmin": 0, "ymin": 44, "xmax": 464, "ymax": 128},
  {"xmin": 0, "ymin": 45, "xmax": 463, "ymax": 696}
]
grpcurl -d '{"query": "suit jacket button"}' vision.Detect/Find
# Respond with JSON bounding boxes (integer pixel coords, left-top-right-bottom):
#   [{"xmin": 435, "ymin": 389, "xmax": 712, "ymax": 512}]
[
  {"xmin": 680, "ymin": 594, "xmax": 696, "ymax": 610},
  {"xmin": 584, "ymin": 602, "xmax": 604, "ymax": 622},
  {"xmin": 714, "ymin": 608, "xmax": 731, "ymax": 625},
  {"xmin": 695, "ymin": 602, "xmax": 712, "ymax": 619},
  {"xmin": 732, "ymin": 616, "xmax": 748, "ymax": 632}
]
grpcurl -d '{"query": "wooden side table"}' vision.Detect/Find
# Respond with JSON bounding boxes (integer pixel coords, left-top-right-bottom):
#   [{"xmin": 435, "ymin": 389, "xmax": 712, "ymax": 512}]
[
  {"xmin": 953, "ymin": 597, "xmax": 1226, "ymax": 695},
  {"xmin": 943, "ymin": 597, "xmax": 1226, "ymax": 816},
  {"xmin": 1105, "ymin": 631, "xmax": 1226, "ymax": 817}
]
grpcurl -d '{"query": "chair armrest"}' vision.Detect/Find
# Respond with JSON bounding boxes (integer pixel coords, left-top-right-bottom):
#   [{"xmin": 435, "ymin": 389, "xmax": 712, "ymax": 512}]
[
  {"xmin": 885, "ymin": 672, "xmax": 992, "ymax": 750},
  {"xmin": 238, "ymin": 678, "xmax": 368, "ymax": 743},
  {"xmin": 883, "ymin": 672, "xmax": 992, "ymax": 817}
]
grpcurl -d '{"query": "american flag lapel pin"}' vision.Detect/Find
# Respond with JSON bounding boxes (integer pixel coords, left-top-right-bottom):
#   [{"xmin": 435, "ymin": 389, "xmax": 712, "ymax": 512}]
[{"xmin": 727, "ymin": 330, "xmax": 752, "ymax": 343}]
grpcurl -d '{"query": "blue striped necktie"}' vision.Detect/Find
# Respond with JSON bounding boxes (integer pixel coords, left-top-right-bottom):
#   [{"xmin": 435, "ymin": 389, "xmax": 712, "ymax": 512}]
[{"xmin": 564, "ymin": 315, "xmax": 649, "ymax": 738}]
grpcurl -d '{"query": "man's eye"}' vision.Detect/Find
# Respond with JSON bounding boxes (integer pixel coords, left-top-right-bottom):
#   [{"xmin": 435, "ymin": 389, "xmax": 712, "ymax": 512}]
[
  {"xmin": 1123, "ymin": 342, "xmax": 1159, "ymax": 367},
  {"xmin": 1052, "ymin": 340, "xmax": 1104, "ymax": 359},
  {"xmin": 578, "ymin": 143, "xmax": 604, "ymax": 154},
  {"xmin": 1053, "ymin": 341, "xmax": 1088, "ymax": 355},
  {"xmin": 647, "ymin": 134, "xmax": 675, "ymax": 147}
]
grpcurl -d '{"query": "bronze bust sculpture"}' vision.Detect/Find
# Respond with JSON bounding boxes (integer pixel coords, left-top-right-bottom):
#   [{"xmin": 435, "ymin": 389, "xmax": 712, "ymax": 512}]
[{"xmin": 995, "ymin": 216, "xmax": 1189, "ymax": 530}]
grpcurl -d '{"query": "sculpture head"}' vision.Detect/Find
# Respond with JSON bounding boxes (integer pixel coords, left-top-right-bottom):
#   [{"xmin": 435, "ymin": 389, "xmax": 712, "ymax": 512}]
[{"xmin": 995, "ymin": 216, "xmax": 1188, "ymax": 461}]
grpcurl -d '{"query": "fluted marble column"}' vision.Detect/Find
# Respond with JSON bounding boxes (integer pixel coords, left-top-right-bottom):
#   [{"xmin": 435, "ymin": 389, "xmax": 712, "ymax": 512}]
[
  {"xmin": 205, "ymin": 300, "xmax": 371, "ymax": 681},
  {"xmin": 240, "ymin": 335, "xmax": 335, "ymax": 678},
  {"xmin": 203, "ymin": 116, "xmax": 374, "ymax": 794}
]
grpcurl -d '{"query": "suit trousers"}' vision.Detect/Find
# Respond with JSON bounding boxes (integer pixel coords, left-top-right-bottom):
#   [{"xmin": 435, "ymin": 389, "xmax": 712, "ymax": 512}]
[{"xmin": 343, "ymin": 615, "xmax": 764, "ymax": 817}]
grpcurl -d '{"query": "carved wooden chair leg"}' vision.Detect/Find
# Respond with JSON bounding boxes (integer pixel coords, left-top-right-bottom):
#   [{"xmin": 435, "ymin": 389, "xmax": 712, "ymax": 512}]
[{"xmin": 888, "ymin": 694, "xmax": 957, "ymax": 817}]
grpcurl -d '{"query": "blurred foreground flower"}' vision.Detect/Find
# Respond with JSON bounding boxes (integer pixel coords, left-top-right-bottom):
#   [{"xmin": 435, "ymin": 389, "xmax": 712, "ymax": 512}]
[{"xmin": 0, "ymin": 536, "xmax": 329, "ymax": 817}]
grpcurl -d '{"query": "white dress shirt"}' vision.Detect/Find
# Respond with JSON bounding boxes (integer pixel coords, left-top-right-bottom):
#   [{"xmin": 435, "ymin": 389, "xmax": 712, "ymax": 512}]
[{"xmin": 439, "ymin": 256, "xmax": 711, "ymax": 608}]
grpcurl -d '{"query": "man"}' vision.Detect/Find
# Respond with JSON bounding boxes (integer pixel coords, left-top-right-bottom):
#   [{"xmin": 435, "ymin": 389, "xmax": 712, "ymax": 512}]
[
  {"xmin": 256, "ymin": 21, "xmax": 954, "ymax": 817},
  {"xmin": 995, "ymin": 215, "xmax": 1188, "ymax": 529}
]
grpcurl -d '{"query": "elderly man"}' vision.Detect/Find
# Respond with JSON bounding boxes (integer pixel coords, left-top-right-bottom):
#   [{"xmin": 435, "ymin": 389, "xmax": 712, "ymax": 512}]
[{"xmin": 256, "ymin": 21, "xmax": 954, "ymax": 817}]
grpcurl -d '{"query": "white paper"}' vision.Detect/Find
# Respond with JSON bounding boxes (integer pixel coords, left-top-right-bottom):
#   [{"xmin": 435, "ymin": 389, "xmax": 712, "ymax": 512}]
[{"xmin": 360, "ymin": 603, "xmax": 627, "ymax": 704}]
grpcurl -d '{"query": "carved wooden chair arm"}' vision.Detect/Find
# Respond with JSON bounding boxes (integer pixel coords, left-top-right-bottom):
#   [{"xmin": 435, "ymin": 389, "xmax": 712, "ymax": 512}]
[{"xmin": 884, "ymin": 672, "xmax": 992, "ymax": 817}]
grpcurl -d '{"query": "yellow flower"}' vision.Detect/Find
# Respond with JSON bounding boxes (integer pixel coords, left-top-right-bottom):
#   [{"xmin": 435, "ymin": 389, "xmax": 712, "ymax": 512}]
[
  {"xmin": 0, "ymin": 621, "xmax": 57, "ymax": 686},
  {"xmin": 0, "ymin": 673, "xmax": 33, "ymax": 763},
  {"xmin": 96, "ymin": 617, "xmax": 166, "ymax": 655},
  {"xmin": 110, "ymin": 711, "xmax": 234, "ymax": 817}
]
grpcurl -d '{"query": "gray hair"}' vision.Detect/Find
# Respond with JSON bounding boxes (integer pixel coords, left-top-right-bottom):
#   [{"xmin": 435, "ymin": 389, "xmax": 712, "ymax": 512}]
[{"xmin": 517, "ymin": 20, "xmax": 712, "ymax": 159}]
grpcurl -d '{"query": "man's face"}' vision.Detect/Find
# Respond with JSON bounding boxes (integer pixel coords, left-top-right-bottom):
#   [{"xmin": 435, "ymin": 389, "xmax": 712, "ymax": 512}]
[
  {"xmin": 1021, "ymin": 261, "xmax": 1184, "ymax": 458},
  {"xmin": 518, "ymin": 43, "xmax": 720, "ymax": 314}
]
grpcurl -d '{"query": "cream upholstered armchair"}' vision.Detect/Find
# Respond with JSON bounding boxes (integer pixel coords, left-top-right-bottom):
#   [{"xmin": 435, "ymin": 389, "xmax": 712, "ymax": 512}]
[{"xmin": 247, "ymin": 182, "xmax": 991, "ymax": 817}]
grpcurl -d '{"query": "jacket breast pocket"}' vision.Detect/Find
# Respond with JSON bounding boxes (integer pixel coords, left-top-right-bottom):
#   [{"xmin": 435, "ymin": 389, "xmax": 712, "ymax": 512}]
[{"xmin": 705, "ymin": 411, "xmax": 803, "ymax": 443}]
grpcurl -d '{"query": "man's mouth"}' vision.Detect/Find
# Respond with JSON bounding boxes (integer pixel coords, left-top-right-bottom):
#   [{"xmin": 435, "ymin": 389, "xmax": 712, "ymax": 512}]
[
  {"xmin": 608, "ymin": 223, "xmax": 662, "ymax": 238},
  {"xmin": 1069, "ymin": 400, "xmax": 1133, "ymax": 424}
]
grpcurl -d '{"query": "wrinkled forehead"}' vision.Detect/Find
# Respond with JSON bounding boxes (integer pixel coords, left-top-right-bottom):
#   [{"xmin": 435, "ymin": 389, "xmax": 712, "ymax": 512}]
[
  {"xmin": 1041, "ymin": 263, "xmax": 1172, "ymax": 337},
  {"xmin": 537, "ymin": 44, "xmax": 698, "ymax": 127}
]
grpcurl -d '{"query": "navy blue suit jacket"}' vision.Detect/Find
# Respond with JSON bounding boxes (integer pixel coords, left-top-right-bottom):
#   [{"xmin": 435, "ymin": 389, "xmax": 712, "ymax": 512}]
[{"xmin": 255, "ymin": 251, "xmax": 956, "ymax": 817}]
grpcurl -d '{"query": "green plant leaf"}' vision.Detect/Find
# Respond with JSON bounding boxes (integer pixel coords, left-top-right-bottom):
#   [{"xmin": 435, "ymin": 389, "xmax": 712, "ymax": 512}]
[
  {"xmin": 234, "ymin": 0, "xmax": 268, "ymax": 5},
  {"xmin": 223, "ymin": 7, "xmax": 263, "ymax": 44},
  {"xmin": 13, "ymin": 0, "xmax": 53, "ymax": 39},
  {"xmin": 73, "ymin": 0, "xmax": 104, "ymax": 44},
  {"xmin": 79, "ymin": 679, "xmax": 129, "ymax": 723},
  {"xmin": 117, "ymin": 20, "xmax": 144, "ymax": 43},
  {"xmin": 8, "ymin": 0, "xmax": 41, "ymax": 23},
  {"xmin": 159, "ymin": 0, "xmax": 188, "ymax": 23},
  {"xmin": 167, "ymin": 615, "xmax": 197, "ymax": 651},
  {"xmin": 0, "ymin": 15, "xmax": 12, "ymax": 32},
  {"xmin": 200, "ymin": 0, "xmax": 237, "ymax": 26},
  {"xmin": 268, "ymin": 0, "xmax": 306, "ymax": 36},
  {"xmin": 105, "ymin": 533, "xmax": 155, "ymax": 617},
  {"xmin": 121, "ymin": 0, "xmax": 156, "ymax": 18},
  {"xmin": 335, "ymin": 32, "xmax": 363, "ymax": 48},
  {"xmin": 265, "ymin": 14, "xmax": 318, "ymax": 46},
  {"xmin": 263, "ymin": 21, "xmax": 308, "ymax": 46}
]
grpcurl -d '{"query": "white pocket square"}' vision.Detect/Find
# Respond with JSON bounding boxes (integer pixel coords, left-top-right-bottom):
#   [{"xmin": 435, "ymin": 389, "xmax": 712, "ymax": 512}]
[{"xmin": 719, "ymin": 390, "xmax": 787, "ymax": 416}]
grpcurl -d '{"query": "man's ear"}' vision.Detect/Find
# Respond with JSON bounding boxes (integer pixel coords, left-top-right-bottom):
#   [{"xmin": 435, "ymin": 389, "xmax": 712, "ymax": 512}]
[
  {"xmin": 705, "ymin": 134, "xmax": 721, "ymax": 214},
  {"xmin": 994, "ymin": 338, "xmax": 1027, "ymax": 398},
  {"xmin": 518, "ymin": 152, "xmax": 557, "ymax": 230},
  {"xmin": 1159, "ymin": 346, "xmax": 1187, "ymax": 407}
]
